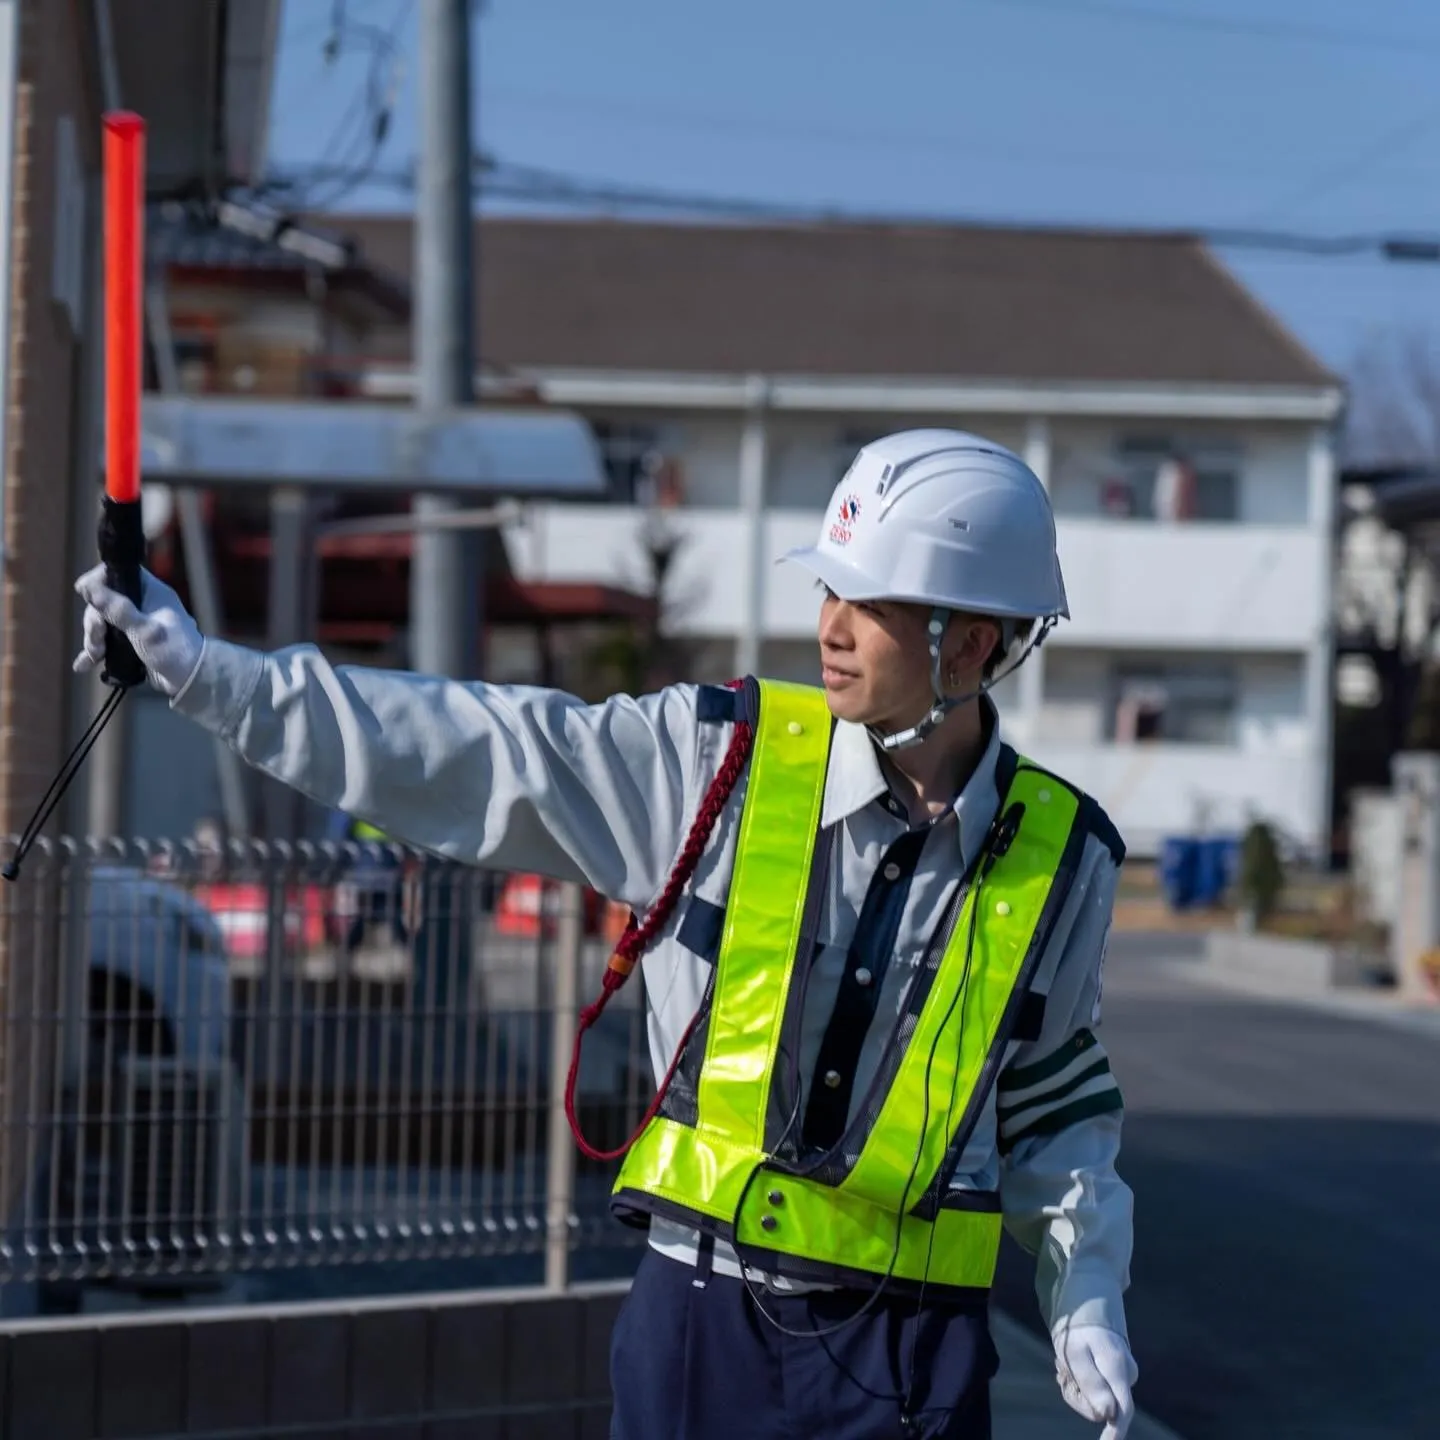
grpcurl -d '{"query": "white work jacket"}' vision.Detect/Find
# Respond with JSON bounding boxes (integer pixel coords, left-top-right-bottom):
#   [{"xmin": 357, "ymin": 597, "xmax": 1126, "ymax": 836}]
[{"xmin": 171, "ymin": 639, "xmax": 1134, "ymax": 1339}]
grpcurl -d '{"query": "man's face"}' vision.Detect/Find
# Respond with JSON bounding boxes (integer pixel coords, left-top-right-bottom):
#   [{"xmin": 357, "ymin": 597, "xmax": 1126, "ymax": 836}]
[{"xmin": 815, "ymin": 588, "xmax": 998, "ymax": 732}]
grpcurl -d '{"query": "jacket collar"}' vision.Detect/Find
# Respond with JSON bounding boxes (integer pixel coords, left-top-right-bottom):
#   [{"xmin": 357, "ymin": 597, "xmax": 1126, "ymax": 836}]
[{"xmin": 820, "ymin": 695, "xmax": 1005, "ymax": 871}]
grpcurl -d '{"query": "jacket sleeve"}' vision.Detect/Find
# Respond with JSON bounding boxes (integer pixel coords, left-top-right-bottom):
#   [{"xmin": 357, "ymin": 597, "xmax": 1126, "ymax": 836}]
[
  {"xmin": 169, "ymin": 637, "xmax": 707, "ymax": 911},
  {"xmin": 996, "ymin": 845, "xmax": 1135, "ymax": 1341}
]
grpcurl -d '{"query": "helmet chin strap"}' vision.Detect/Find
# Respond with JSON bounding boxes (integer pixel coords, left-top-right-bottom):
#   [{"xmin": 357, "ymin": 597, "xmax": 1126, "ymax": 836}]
[{"xmin": 869, "ymin": 609, "xmax": 1056, "ymax": 753}]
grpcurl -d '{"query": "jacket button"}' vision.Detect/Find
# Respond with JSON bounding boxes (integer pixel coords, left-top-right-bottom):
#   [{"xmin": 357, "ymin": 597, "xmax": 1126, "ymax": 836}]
[
  {"xmin": 854, "ymin": 967, "xmax": 873, "ymax": 987},
  {"xmin": 761, "ymin": 1214, "xmax": 778, "ymax": 1231},
  {"xmin": 824, "ymin": 1069, "xmax": 842, "ymax": 1088},
  {"xmin": 767, "ymin": 1189, "xmax": 784, "ymax": 1205},
  {"xmin": 883, "ymin": 862, "xmax": 901, "ymax": 881}
]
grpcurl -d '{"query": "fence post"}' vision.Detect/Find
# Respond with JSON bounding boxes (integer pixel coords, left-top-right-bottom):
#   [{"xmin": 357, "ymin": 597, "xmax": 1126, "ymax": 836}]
[{"xmin": 544, "ymin": 882, "xmax": 583, "ymax": 1291}]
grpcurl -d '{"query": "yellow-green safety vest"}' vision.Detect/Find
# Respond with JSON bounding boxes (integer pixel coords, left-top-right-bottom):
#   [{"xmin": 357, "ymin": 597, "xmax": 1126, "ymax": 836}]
[{"xmin": 611, "ymin": 677, "xmax": 1111, "ymax": 1302}]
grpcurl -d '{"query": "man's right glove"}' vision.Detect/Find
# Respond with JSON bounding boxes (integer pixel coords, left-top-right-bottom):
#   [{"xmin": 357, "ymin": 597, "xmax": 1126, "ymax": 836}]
[
  {"xmin": 1054, "ymin": 1322, "xmax": 1138, "ymax": 1440},
  {"xmin": 73, "ymin": 564, "xmax": 205, "ymax": 697}
]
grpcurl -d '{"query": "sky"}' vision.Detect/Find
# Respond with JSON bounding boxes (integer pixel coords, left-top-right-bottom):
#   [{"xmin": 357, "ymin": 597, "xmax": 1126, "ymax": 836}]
[{"xmin": 262, "ymin": 0, "xmax": 1440, "ymax": 377}]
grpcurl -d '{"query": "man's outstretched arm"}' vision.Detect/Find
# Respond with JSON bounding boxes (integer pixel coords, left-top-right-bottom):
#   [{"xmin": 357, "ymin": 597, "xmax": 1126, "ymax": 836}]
[{"xmin": 75, "ymin": 564, "xmax": 705, "ymax": 911}]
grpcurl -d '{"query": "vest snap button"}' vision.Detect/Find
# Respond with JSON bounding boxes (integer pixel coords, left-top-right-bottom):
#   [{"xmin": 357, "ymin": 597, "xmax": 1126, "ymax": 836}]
[
  {"xmin": 824, "ymin": 1069, "xmax": 842, "ymax": 1088},
  {"xmin": 761, "ymin": 1214, "xmax": 779, "ymax": 1231},
  {"xmin": 883, "ymin": 862, "xmax": 901, "ymax": 881},
  {"xmin": 854, "ymin": 967, "xmax": 873, "ymax": 987},
  {"xmin": 767, "ymin": 1189, "xmax": 784, "ymax": 1205},
  {"xmin": 787, "ymin": 721, "xmax": 804, "ymax": 735},
  {"xmin": 995, "ymin": 901, "xmax": 1012, "ymax": 917},
  {"xmin": 1037, "ymin": 788, "xmax": 1052, "ymax": 803}
]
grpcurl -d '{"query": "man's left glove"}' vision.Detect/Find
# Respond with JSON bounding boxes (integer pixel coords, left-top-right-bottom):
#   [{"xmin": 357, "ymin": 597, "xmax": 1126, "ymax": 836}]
[{"xmin": 1053, "ymin": 1323, "xmax": 1138, "ymax": 1440}]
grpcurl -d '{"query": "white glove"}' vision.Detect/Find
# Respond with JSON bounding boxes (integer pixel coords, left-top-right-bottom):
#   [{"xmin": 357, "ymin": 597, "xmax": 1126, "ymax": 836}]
[
  {"xmin": 73, "ymin": 564, "xmax": 205, "ymax": 697},
  {"xmin": 1053, "ymin": 1323, "xmax": 1138, "ymax": 1439}
]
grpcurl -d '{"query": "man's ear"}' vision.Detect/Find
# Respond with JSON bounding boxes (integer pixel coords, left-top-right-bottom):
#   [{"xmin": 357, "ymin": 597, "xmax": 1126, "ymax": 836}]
[{"xmin": 943, "ymin": 613, "xmax": 1002, "ymax": 679}]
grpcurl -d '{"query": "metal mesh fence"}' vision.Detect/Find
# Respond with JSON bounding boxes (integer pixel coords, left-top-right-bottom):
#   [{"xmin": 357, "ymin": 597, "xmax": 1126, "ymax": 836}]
[{"xmin": 0, "ymin": 836, "xmax": 652, "ymax": 1292}]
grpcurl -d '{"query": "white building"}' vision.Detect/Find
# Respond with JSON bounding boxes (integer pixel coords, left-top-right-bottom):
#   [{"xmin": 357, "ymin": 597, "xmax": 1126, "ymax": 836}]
[{"xmin": 345, "ymin": 216, "xmax": 1344, "ymax": 858}]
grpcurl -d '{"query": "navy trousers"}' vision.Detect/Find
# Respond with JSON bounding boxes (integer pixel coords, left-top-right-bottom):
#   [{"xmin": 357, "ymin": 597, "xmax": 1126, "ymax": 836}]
[{"xmin": 609, "ymin": 1249, "xmax": 998, "ymax": 1440}]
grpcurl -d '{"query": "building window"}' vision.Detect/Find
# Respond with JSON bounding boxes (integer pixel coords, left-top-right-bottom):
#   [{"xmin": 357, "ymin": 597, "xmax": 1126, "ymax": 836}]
[
  {"xmin": 591, "ymin": 421, "xmax": 685, "ymax": 504},
  {"xmin": 1110, "ymin": 661, "xmax": 1237, "ymax": 744},
  {"xmin": 1099, "ymin": 436, "xmax": 1241, "ymax": 522}
]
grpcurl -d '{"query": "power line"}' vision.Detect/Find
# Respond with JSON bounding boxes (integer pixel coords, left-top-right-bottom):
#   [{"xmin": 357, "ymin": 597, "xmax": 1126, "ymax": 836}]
[
  {"xmin": 267, "ymin": 0, "xmax": 414, "ymax": 213},
  {"xmin": 1243, "ymin": 99, "xmax": 1440, "ymax": 226},
  {"xmin": 258, "ymin": 152, "xmax": 1440, "ymax": 263},
  {"xmin": 988, "ymin": 0, "xmax": 1440, "ymax": 57},
  {"xmin": 476, "ymin": 85, "xmax": 1440, "ymax": 188}
]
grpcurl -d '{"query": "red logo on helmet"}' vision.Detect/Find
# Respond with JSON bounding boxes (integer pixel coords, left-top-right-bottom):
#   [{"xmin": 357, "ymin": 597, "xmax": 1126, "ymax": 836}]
[{"xmin": 829, "ymin": 494, "xmax": 860, "ymax": 546}]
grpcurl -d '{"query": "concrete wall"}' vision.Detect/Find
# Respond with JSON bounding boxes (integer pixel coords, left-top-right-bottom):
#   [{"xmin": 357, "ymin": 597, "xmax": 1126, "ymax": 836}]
[
  {"xmin": 1349, "ymin": 787, "xmax": 1401, "ymax": 927},
  {"xmin": 0, "ymin": 1282, "xmax": 628, "ymax": 1439}
]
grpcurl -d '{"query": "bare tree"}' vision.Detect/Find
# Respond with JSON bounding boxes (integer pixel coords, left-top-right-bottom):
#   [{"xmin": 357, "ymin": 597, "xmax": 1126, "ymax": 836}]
[
  {"xmin": 1339, "ymin": 328, "xmax": 1440, "ymax": 756},
  {"xmin": 1344, "ymin": 328, "xmax": 1440, "ymax": 468}
]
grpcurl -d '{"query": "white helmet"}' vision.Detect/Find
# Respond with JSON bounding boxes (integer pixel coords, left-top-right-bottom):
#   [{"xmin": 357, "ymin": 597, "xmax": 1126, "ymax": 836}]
[
  {"xmin": 780, "ymin": 429, "xmax": 1068, "ymax": 748},
  {"xmin": 781, "ymin": 428, "xmax": 1068, "ymax": 620}
]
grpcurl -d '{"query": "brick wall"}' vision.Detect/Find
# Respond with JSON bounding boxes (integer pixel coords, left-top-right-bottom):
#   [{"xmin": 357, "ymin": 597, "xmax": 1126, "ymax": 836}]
[{"xmin": 0, "ymin": 0, "xmax": 102, "ymax": 1222}]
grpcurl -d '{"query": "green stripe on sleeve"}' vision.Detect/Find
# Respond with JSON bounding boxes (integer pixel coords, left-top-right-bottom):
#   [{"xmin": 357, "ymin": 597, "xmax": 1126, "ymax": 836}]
[
  {"xmin": 995, "ymin": 1057, "xmax": 1111, "ymax": 1127},
  {"xmin": 998, "ymin": 1088, "xmax": 1124, "ymax": 1155},
  {"xmin": 998, "ymin": 1028, "xmax": 1098, "ymax": 1092}
]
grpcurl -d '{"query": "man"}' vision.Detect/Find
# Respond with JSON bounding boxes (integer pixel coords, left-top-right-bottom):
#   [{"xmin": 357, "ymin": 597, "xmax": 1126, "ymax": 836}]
[{"xmin": 74, "ymin": 429, "xmax": 1137, "ymax": 1439}]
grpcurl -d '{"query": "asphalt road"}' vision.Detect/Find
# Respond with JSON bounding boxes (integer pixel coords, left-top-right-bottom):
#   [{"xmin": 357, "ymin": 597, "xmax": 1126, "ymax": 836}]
[{"xmin": 990, "ymin": 933, "xmax": 1440, "ymax": 1440}]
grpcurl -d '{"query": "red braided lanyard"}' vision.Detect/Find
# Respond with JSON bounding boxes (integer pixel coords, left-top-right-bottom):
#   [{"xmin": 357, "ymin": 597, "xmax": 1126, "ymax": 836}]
[{"xmin": 564, "ymin": 688, "xmax": 755, "ymax": 1162}]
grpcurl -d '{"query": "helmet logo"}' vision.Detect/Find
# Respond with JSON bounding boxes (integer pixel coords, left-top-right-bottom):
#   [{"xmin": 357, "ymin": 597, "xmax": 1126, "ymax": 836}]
[{"xmin": 830, "ymin": 494, "xmax": 861, "ymax": 546}]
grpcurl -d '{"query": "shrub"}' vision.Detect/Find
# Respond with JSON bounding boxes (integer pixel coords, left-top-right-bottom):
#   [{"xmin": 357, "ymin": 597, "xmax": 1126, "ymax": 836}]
[{"xmin": 1237, "ymin": 818, "xmax": 1284, "ymax": 925}]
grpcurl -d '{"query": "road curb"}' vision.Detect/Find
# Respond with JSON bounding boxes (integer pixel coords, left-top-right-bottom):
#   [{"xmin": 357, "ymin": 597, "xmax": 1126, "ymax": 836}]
[{"xmin": 1159, "ymin": 957, "xmax": 1440, "ymax": 1039}]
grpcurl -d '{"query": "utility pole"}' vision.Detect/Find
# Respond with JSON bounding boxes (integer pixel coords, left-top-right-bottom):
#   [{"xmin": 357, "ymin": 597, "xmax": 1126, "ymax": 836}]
[
  {"xmin": 411, "ymin": 0, "xmax": 479, "ymax": 678},
  {"xmin": 734, "ymin": 376, "xmax": 771, "ymax": 679}
]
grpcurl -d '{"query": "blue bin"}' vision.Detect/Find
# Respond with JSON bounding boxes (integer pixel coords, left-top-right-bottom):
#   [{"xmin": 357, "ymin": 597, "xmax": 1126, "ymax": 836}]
[
  {"xmin": 1158, "ymin": 836, "xmax": 1199, "ymax": 910},
  {"xmin": 1193, "ymin": 836, "xmax": 1239, "ymax": 907}
]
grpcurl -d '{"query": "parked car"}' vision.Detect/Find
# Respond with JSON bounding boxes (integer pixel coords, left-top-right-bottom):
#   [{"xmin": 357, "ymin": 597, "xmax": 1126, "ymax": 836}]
[{"xmin": 33, "ymin": 867, "xmax": 247, "ymax": 1311}]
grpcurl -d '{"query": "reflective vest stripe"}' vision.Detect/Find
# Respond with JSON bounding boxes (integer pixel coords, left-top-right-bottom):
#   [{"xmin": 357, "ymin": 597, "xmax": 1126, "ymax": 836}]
[
  {"xmin": 694, "ymin": 680, "xmax": 831, "ymax": 1144},
  {"xmin": 837, "ymin": 766, "xmax": 1080, "ymax": 1212},
  {"xmin": 732, "ymin": 1171, "xmax": 1003, "ymax": 1291}
]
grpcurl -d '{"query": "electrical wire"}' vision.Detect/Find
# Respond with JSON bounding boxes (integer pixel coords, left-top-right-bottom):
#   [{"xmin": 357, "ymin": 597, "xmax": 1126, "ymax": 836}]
[
  {"xmin": 255, "ymin": 0, "xmax": 413, "ymax": 214},
  {"xmin": 252, "ymin": 149, "xmax": 1440, "ymax": 264},
  {"xmin": 1242, "ymin": 99, "xmax": 1440, "ymax": 227},
  {"xmin": 988, "ymin": 0, "xmax": 1440, "ymax": 58},
  {"xmin": 474, "ymin": 83, "xmax": 1440, "ymax": 194}
]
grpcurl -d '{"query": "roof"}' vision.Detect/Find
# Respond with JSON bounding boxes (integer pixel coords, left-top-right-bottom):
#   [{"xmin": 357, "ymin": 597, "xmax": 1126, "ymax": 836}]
[
  {"xmin": 333, "ymin": 214, "xmax": 1337, "ymax": 391},
  {"xmin": 151, "ymin": 202, "xmax": 410, "ymax": 318}
]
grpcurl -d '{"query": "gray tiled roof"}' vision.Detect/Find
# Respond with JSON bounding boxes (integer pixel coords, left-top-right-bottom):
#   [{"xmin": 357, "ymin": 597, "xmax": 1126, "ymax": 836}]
[{"xmin": 334, "ymin": 214, "xmax": 1336, "ymax": 389}]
